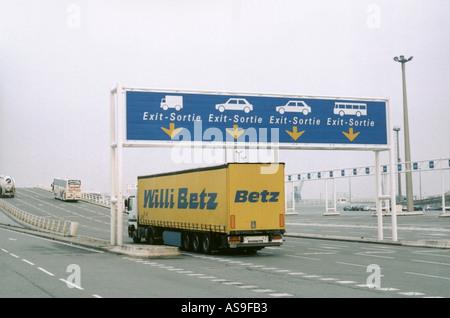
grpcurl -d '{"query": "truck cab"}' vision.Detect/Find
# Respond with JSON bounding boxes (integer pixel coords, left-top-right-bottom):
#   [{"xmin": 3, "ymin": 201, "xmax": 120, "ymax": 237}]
[{"xmin": 125, "ymin": 193, "xmax": 139, "ymax": 242}]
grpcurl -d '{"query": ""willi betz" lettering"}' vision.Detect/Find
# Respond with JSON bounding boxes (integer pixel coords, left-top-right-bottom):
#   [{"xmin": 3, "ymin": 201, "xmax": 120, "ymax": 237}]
[
  {"xmin": 143, "ymin": 188, "xmax": 218, "ymax": 210},
  {"xmin": 143, "ymin": 188, "xmax": 280, "ymax": 211}
]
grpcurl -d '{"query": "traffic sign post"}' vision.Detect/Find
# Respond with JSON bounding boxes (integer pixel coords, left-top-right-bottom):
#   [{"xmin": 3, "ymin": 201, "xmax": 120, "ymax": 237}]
[{"xmin": 110, "ymin": 86, "xmax": 397, "ymax": 245}]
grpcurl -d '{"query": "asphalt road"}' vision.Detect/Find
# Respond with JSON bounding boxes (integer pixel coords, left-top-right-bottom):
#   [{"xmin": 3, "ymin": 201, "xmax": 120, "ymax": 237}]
[
  {"xmin": 1, "ymin": 225, "xmax": 449, "ymax": 298},
  {"xmin": 286, "ymin": 205, "xmax": 450, "ymax": 242},
  {"xmin": 0, "ymin": 188, "xmax": 449, "ymax": 298}
]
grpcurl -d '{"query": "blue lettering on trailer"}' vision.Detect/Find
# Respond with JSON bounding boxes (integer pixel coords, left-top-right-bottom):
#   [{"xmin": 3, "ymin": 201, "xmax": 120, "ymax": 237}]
[
  {"xmin": 143, "ymin": 188, "xmax": 218, "ymax": 210},
  {"xmin": 234, "ymin": 190, "xmax": 280, "ymax": 203}
]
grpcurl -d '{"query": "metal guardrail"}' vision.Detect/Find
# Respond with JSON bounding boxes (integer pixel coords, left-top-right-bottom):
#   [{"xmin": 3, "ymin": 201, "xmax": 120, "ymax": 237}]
[
  {"xmin": 81, "ymin": 193, "xmax": 110, "ymax": 207},
  {"xmin": 0, "ymin": 198, "xmax": 78, "ymax": 237}
]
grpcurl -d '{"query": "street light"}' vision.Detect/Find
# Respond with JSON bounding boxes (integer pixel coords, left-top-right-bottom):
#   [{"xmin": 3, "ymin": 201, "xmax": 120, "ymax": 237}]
[
  {"xmin": 393, "ymin": 55, "xmax": 414, "ymax": 212},
  {"xmin": 393, "ymin": 126, "xmax": 402, "ymax": 201}
]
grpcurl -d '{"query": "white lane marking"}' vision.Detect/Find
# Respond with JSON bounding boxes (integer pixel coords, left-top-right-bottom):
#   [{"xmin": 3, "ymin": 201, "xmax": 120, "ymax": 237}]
[
  {"xmin": 398, "ymin": 291, "xmax": 425, "ymax": 296},
  {"xmin": 354, "ymin": 252, "xmax": 394, "ymax": 259},
  {"xmin": 22, "ymin": 259, "xmax": 35, "ymax": 265},
  {"xmin": 199, "ymin": 276, "xmax": 216, "ymax": 279},
  {"xmin": 337, "ymin": 261, "xmax": 369, "ymax": 268},
  {"xmin": 222, "ymin": 281, "xmax": 242, "ymax": 285},
  {"xmin": 303, "ymin": 275, "xmax": 321, "ymax": 278},
  {"xmin": 38, "ymin": 267, "xmax": 55, "ymax": 276},
  {"xmin": 252, "ymin": 289, "xmax": 274, "ymax": 293},
  {"xmin": 59, "ymin": 278, "xmax": 84, "ymax": 290},
  {"xmin": 285, "ymin": 254, "xmax": 321, "ymax": 261},
  {"xmin": 411, "ymin": 259, "xmax": 450, "ymax": 266},
  {"xmin": 269, "ymin": 292, "xmax": 294, "ymax": 297},
  {"xmin": 377, "ymin": 287, "xmax": 399, "ymax": 291},
  {"xmin": 405, "ymin": 271, "xmax": 450, "ymax": 280}
]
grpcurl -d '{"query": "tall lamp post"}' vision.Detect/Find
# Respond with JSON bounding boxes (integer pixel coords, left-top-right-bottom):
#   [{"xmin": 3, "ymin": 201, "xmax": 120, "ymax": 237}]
[
  {"xmin": 393, "ymin": 55, "xmax": 414, "ymax": 212},
  {"xmin": 393, "ymin": 126, "xmax": 402, "ymax": 201}
]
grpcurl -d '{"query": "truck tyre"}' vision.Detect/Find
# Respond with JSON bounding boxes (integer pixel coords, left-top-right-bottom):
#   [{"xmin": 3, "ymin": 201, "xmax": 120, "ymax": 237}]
[
  {"xmin": 181, "ymin": 232, "xmax": 191, "ymax": 251},
  {"xmin": 132, "ymin": 230, "xmax": 141, "ymax": 243},
  {"xmin": 146, "ymin": 227, "xmax": 156, "ymax": 245},
  {"xmin": 200, "ymin": 233, "xmax": 212, "ymax": 254},
  {"xmin": 192, "ymin": 232, "xmax": 201, "ymax": 253}
]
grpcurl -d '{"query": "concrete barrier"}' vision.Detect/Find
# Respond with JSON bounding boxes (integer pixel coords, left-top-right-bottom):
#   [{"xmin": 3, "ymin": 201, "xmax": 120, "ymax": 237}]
[{"xmin": 0, "ymin": 198, "xmax": 78, "ymax": 237}]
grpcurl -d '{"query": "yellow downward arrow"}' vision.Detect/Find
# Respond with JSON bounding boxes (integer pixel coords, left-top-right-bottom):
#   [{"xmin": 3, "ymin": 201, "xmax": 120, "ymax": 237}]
[
  {"xmin": 342, "ymin": 128, "xmax": 360, "ymax": 142},
  {"xmin": 285, "ymin": 126, "xmax": 305, "ymax": 141},
  {"xmin": 226, "ymin": 125, "xmax": 246, "ymax": 139},
  {"xmin": 161, "ymin": 123, "xmax": 183, "ymax": 138}
]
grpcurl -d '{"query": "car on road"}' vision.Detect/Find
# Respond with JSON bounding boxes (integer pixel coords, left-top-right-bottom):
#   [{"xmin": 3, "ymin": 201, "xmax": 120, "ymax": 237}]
[
  {"xmin": 276, "ymin": 100, "xmax": 311, "ymax": 115},
  {"xmin": 215, "ymin": 98, "xmax": 253, "ymax": 113},
  {"xmin": 343, "ymin": 205, "xmax": 371, "ymax": 211}
]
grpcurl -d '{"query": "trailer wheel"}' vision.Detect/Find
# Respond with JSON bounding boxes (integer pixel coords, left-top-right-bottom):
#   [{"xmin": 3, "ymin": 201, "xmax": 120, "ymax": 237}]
[
  {"xmin": 201, "ymin": 233, "xmax": 212, "ymax": 254},
  {"xmin": 192, "ymin": 233, "xmax": 201, "ymax": 252},
  {"xmin": 181, "ymin": 232, "xmax": 191, "ymax": 251}
]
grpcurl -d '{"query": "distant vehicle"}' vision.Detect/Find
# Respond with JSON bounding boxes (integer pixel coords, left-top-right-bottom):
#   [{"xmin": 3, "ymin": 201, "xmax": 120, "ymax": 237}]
[
  {"xmin": 276, "ymin": 100, "xmax": 311, "ymax": 115},
  {"xmin": 334, "ymin": 102, "xmax": 367, "ymax": 117},
  {"xmin": 51, "ymin": 178, "xmax": 82, "ymax": 201},
  {"xmin": 215, "ymin": 98, "xmax": 253, "ymax": 113},
  {"xmin": 0, "ymin": 175, "xmax": 15, "ymax": 198},
  {"xmin": 414, "ymin": 205, "xmax": 433, "ymax": 211},
  {"xmin": 343, "ymin": 205, "xmax": 370, "ymax": 211},
  {"xmin": 160, "ymin": 95, "xmax": 183, "ymax": 111}
]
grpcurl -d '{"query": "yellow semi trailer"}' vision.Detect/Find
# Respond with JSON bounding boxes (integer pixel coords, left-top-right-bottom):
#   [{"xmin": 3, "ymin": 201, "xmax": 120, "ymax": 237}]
[{"xmin": 126, "ymin": 163, "xmax": 285, "ymax": 253}]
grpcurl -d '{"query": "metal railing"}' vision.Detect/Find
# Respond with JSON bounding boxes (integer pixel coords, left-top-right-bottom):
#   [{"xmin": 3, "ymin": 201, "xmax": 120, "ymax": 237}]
[
  {"xmin": 0, "ymin": 198, "xmax": 78, "ymax": 237},
  {"xmin": 81, "ymin": 192, "xmax": 110, "ymax": 207}
]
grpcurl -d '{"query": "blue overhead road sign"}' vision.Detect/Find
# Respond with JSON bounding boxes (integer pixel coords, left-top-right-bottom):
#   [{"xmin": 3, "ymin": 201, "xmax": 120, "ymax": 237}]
[{"xmin": 125, "ymin": 90, "xmax": 388, "ymax": 147}]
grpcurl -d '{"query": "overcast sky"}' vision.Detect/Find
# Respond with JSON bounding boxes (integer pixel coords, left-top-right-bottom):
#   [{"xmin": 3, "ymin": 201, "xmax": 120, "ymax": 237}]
[{"xmin": 0, "ymin": 0, "xmax": 448, "ymax": 197}]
